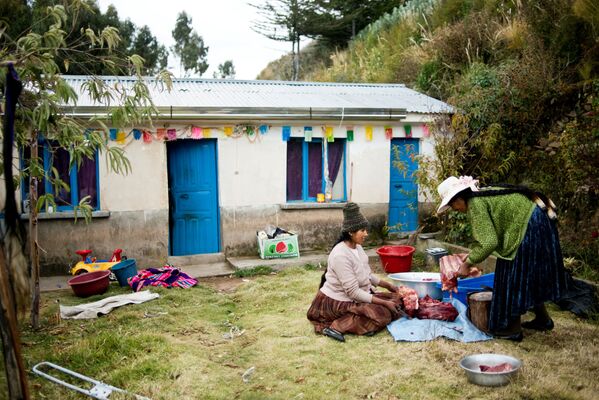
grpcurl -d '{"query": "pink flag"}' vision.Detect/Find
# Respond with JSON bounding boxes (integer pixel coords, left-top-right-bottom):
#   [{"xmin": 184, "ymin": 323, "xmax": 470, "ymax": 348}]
[
  {"xmin": 191, "ymin": 126, "xmax": 203, "ymax": 139},
  {"xmin": 167, "ymin": 128, "xmax": 177, "ymax": 141}
]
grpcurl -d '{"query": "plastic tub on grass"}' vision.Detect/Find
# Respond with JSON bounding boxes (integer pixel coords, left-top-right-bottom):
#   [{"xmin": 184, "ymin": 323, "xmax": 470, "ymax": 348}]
[
  {"xmin": 436, "ymin": 272, "xmax": 495, "ymax": 305},
  {"xmin": 376, "ymin": 245, "xmax": 416, "ymax": 273},
  {"xmin": 68, "ymin": 270, "xmax": 110, "ymax": 297},
  {"xmin": 110, "ymin": 259, "xmax": 137, "ymax": 287}
]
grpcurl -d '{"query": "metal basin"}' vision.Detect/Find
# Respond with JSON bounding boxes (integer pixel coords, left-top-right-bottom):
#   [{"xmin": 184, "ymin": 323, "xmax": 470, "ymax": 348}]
[
  {"xmin": 387, "ymin": 272, "xmax": 442, "ymax": 300},
  {"xmin": 460, "ymin": 353, "xmax": 522, "ymax": 386}
]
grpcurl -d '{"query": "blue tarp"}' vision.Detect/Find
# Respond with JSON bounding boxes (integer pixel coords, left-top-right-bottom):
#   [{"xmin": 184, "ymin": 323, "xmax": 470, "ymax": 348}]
[{"xmin": 387, "ymin": 298, "xmax": 493, "ymax": 342}]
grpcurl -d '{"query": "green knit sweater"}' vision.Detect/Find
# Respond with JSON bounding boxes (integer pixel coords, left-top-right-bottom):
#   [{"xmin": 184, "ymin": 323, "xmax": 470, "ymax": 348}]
[{"xmin": 466, "ymin": 191, "xmax": 537, "ymax": 264}]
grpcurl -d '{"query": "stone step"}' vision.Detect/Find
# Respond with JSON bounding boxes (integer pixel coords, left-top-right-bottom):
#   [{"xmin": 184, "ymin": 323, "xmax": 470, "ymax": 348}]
[
  {"xmin": 167, "ymin": 253, "xmax": 226, "ymax": 267},
  {"xmin": 181, "ymin": 262, "xmax": 235, "ymax": 278}
]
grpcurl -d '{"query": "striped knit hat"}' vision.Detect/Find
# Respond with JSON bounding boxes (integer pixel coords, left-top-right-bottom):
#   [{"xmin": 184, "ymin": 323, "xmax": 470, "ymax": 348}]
[{"xmin": 342, "ymin": 202, "xmax": 369, "ymax": 233}]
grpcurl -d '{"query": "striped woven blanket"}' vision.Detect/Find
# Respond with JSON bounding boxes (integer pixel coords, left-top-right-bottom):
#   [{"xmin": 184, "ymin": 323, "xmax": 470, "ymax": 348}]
[{"xmin": 129, "ymin": 265, "xmax": 198, "ymax": 292}]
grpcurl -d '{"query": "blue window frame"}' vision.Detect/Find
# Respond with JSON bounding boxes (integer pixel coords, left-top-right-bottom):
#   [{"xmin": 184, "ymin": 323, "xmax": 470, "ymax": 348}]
[
  {"xmin": 21, "ymin": 140, "xmax": 100, "ymax": 212},
  {"xmin": 286, "ymin": 138, "xmax": 347, "ymax": 202}
]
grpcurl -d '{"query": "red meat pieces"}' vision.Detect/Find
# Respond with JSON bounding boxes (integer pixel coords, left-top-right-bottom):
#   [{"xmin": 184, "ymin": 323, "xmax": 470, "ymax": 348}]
[
  {"xmin": 479, "ymin": 363, "xmax": 513, "ymax": 373},
  {"xmin": 415, "ymin": 295, "xmax": 459, "ymax": 322},
  {"xmin": 396, "ymin": 286, "xmax": 419, "ymax": 316},
  {"xmin": 440, "ymin": 254, "xmax": 465, "ymax": 293}
]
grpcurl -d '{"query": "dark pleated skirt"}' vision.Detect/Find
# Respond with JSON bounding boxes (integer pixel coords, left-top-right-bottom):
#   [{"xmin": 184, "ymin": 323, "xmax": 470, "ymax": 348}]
[
  {"xmin": 307, "ymin": 291, "xmax": 402, "ymax": 335},
  {"xmin": 489, "ymin": 206, "xmax": 569, "ymax": 332}
]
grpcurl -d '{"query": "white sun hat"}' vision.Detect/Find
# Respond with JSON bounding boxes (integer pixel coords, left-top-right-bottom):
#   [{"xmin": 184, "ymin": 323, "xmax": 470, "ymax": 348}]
[{"xmin": 437, "ymin": 176, "xmax": 480, "ymax": 214}]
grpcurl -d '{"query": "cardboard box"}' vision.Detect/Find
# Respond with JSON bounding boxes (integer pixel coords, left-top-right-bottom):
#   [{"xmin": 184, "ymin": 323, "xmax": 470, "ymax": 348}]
[{"xmin": 257, "ymin": 233, "xmax": 300, "ymax": 259}]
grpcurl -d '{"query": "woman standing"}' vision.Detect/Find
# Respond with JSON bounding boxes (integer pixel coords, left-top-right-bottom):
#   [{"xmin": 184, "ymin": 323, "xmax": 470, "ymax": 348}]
[
  {"xmin": 436, "ymin": 176, "xmax": 569, "ymax": 341},
  {"xmin": 307, "ymin": 202, "xmax": 404, "ymax": 342}
]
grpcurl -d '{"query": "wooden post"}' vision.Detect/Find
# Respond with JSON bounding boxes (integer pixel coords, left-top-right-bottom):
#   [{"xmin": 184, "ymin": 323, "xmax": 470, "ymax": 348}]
[
  {"xmin": 29, "ymin": 135, "xmax": 40, "ymax": 330},
  {"xmin": 0, "ymin": 247, "xmax": 30, "ymax": 399}
]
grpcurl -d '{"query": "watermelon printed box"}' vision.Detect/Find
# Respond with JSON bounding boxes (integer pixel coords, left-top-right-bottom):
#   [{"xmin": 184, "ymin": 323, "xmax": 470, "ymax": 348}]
[{"xmin": 257, "ymin": 234, "xmax": 300, "ymax": 259}]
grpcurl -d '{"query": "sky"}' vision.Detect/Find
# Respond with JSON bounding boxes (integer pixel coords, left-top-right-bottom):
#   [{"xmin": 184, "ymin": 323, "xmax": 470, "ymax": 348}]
[{"xmin": 97, "ymin": 0, "xmax": 295, "ymax": 80}]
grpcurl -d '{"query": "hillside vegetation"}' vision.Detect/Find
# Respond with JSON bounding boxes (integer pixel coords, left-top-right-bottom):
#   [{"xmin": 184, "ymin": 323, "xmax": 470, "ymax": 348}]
[{"xmin": 260, "ymin": 0, "xmax": 599, "ymax": 276}]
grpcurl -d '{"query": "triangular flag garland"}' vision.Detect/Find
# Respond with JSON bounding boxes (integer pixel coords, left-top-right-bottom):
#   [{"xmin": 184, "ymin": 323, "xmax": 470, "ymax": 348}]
[
  {"xmin": 282, "ymin": 126, "xmax": 291, "ymax": 141},
  {"xmin": 156, "ymin": 128, "xmax": 166, "ymax": 141},
  {"xmin": 346, "ymin": 126, "xmax": 354, "ymax": 142},
  {"xmin": 365, "ymin": 126, "xmax": 373, "ymax": 141},
  {"xmin": 167, "ymin": 128, "xmax": 177, "ymax": 141},
  {"xmin": 142, "ymin": 130, "xmax": 152, "ymax": 143},
  {"xmin": 324, "ymin": 126, "xmax": 334, "ymax": 142},
  {"xmin": 384, "ymin": 126, "xmax": 393, "ymax": 140},
  {"xmin": 404, "ymin": 124, "xmax": 412, "ymax": 138},
  {"xmin": 259, "ymin": 125, "xmax": 268, "ymax": 135},
  {"xmin": 109, "ymin": 128, "xmax": 117, "ymax": 141},
  {"xmin": 422, "ymin": 124, "xmax": 430, "ymax": 138},
  {"xmin": 304, "ymin": 126, "xmax": 313, "ymax": 142},
  {"xmin": 132, "ymin": 129, "xmax": 142, "ymax": 140},
  {"xmin": 224, "ymin": 126, "xmax": 233, "ymax": 137},
  {"xmin": 203, "ymin": 128, "xmax": 212, "ymax": 138}
]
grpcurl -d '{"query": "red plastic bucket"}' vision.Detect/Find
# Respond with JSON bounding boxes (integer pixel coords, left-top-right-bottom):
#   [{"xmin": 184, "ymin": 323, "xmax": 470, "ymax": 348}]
[{"xmin": 376, "ymin": 245, "xmax": 416, "ymax": 273}]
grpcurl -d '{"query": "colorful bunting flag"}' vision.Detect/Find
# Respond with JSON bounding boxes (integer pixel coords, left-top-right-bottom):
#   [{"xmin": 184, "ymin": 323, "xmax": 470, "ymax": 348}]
[
  {"xmin": 142, "ymin": 130, "xmax": 152, "ymax": 143},
  {"xmin": 385, "ymin": 126, "xmax": 393, "ymax": 140},
  {"xmin": 282, "ymin": 126, "xmax": 291, "ymax": 141},
  {"xmin": 191, "ymin": 126, "xmax": 203, "ymax": 139},
  {"xmin": 157, "ymin": 128, "xmax": 166, "ymax": 141},
  {"xmin": 109, "ymin": 128, "xmax": 117, "ymax": 141},
  {"xmin": 304, "ymin": 126, "xmax": 312, "ymax": 142},
  {"xmin": 259, "ymin": 125, "xmax": 268, "ymax": 135},
  {"xmin": 404, "ymin": 124, "xmax": 412, "ymax": 138},
  {"xmin": 116, "ymin": 130, "xmax": 126, "ymax": 144},
  {"xmin": 423, "ymin": 124, "xmax": 430, "ymax": 138},
  {"xmin": 224, "ymin": 126, "xmax": 233, "ymax": 137},
  {"xmin": 167, "ymin": 128, "xmax": 177, "ymax": 141},
  {"xmin": 365, "ymin": 126, "xmax": 373, "ymax": 141},
  {"xmin": 132, "ymin": 129, "xmax": 142, "ymax": 140},
  {"xmin": 204, "ymin": 128, "xmax": 212, "ymax": 138},
  {"xmin": 324, "ymin": 126, "xmax": 334, "ymax": 142},
  {"xmin": 346, "ymin": 126, "xmax": 354, "ymax": 142},
  {"xmin": 246, "ymin": 126, "xmax": 255, "ymax": 137}
]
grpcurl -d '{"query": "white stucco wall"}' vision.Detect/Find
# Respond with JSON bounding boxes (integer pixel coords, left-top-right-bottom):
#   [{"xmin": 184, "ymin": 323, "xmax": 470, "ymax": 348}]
[{"xmin": 94, "ymin": 116, "xmax": 438, "ymax": 212}]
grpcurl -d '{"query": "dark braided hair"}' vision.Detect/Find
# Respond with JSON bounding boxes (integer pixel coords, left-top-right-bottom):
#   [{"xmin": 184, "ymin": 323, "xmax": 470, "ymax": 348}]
[
  {"xmin": 451, "ymin": 184, "xmax": 557, "ymax": 218},
  {"xmin": 319, "ymin": 231, "xmax": 352, "ymax": 289}
]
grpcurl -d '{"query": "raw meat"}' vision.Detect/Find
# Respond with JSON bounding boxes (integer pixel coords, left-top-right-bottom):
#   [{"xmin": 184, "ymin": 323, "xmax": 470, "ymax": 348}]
[
  {"xmin": 415, "ymin": 295, "xmax": 459, "ymax": 322},
  {"xmin": 479, "ymin": 363, "xmax": 513, "ymax": 373},
  {"xmin": 396, "ymin": 286, "xmax": 419, "ymax": 316},
  {"xmin": 440, "ymin": 254, "xmax": 465, "ymax": 293}
]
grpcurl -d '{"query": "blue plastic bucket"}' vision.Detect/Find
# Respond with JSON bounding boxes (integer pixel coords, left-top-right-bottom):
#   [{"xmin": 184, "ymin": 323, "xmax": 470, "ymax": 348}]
[
  {"xmin": 110, "ymin": 259, "xmax": 137, "ymax": 287},
  {"xmin": 436, "ymin": 272, "xmax": 496, "ymax": 305}
]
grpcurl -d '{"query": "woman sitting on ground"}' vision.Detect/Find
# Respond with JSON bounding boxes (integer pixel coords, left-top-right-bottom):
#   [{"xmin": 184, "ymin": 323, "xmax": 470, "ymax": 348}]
[
  {"xmin": 307, "ymin": 202, "xmax": 405, "ymax": 342},
  {"xmin": 436, "ymin": 176, "xmax": 569, "ymax": 341}
]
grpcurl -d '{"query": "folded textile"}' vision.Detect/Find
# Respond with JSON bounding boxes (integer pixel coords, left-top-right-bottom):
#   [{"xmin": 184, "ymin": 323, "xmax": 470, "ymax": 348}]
[
  {"xmin": 129, "ymin": 265, "xmax": 198, "ymax": 292},
  {"xmin": 386, "ymin": 298, "xmax": 492, "ymax": 342},
  {"xmin": 60, "ymin": 291, "xmax": 159, "ymax": 319}
]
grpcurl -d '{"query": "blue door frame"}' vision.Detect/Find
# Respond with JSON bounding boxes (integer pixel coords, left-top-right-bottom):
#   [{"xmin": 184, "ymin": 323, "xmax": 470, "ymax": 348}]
[
  {"xmin": 167, "ymin": 139, "xmax": 220, "ymax": 255},
  {"xmin": 388, "ymin": 138, "xmax": 419, "ymax": 232}
]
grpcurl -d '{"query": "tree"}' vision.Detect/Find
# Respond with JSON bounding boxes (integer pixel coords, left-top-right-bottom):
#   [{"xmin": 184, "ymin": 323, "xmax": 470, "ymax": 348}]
[
  {"xmin": 213, "ymin": 60, "xmax": 236, "ymax": 79},
  {"xmin": 0, "ymin": 2, "xmax": 171, "ymax": 397},
  {"xmin": 132, "ymin": 26, "xmax": 169, "ymax": 75},
  {"xmin": 171, "ymin": 11, "xmax": 209, "ymax": 76},
  {"xmin": 251, "ymin": 0, "xmax": 312, "ymax": 81}
]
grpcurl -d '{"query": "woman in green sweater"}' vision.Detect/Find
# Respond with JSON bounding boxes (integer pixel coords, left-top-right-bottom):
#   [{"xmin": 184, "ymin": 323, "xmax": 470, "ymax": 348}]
[{"xmin": 437, "ymin": 176, "xmax": 569, "ymax": 341}]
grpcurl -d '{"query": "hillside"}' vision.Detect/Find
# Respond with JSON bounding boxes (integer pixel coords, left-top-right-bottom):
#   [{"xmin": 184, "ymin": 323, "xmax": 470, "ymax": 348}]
[{"xmin": 258, "ymin": 0, "xmax": 599, "ymax": 276}]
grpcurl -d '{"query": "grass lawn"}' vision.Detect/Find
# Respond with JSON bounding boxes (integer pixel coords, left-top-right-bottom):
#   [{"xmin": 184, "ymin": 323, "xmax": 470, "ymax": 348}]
[{"xmin": 2, "ymin": 263, "xmax": 599, "ymax": 399}]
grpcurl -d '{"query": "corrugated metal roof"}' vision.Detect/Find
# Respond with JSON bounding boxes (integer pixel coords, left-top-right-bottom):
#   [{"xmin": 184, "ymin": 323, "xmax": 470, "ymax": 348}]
[{"xmin": 62, "ymin": 76, "xmax": 453, "ymax": 117}]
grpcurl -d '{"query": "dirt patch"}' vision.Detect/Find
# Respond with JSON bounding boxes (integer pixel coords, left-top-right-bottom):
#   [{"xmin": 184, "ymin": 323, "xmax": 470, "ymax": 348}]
[{"xmin": 200, "ymin": 275, "xmax": 246, "ymax": 293}]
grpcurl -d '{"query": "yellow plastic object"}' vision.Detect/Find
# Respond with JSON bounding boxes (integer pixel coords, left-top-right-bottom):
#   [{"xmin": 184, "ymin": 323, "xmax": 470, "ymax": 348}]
[{"xmin": 70, "ymin": 260, "xmax": 122, "ymax": 275}]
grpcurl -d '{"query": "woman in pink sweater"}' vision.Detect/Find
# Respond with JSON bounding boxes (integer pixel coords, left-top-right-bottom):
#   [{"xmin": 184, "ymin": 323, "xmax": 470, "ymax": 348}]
[{"xmin": 307, "ymin": 203, "xmax": 405, "ymax": 342}]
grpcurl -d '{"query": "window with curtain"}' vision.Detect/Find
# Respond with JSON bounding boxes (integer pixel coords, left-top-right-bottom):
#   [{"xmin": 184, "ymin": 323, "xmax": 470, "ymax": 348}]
[
  {"xmin": 286, "ymin": 138, "xmax": 346, "ymax": 202},
  {"xmin": 22, "ymin": 140, "xmax": 99, "ymax": 211}
]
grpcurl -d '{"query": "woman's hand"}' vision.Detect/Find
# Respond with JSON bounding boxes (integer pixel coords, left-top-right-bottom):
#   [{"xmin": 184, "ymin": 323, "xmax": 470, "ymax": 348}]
[
  {"xmin": 457, "ymin": 259, "xmax": 482, "ymax": 278},
  {"xmin": 379, "ymin": 280, "xmax": 398, "ymax": 293}
]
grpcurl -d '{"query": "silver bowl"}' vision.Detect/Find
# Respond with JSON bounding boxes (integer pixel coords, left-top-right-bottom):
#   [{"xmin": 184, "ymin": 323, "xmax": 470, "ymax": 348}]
[
  {"xmin": 460, "ymin": 353, "xmax": 522, "ymax": 387},
  {"xmin": 387, "ymin": 272, "xmax": 442, "ymax": 300}
]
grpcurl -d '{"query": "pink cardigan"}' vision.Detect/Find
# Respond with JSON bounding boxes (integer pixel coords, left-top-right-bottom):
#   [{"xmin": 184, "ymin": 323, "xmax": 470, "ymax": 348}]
[{"xmin": 320, "ymin": 242, "xmax": 380, "ymax": 303}]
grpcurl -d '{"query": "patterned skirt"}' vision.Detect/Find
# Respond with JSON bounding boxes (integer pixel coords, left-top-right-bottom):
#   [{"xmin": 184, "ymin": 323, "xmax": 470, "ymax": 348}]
[
  {"xmin": 307, "ymin": 291, "xmax": 402, "ymax": 335},
  {"xmin": 489, "ymin": 206, "xmax": 569, "ymax": 332}
]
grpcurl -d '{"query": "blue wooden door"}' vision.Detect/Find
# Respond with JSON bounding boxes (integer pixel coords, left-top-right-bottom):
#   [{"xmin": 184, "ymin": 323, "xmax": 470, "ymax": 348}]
[
  {"xmin": 389, "ymin": 138, "xmax": 419, "ymax": 232},
  {"xmin": 167, "ymin": 140, "xmax": 220, "ymax": 255}
]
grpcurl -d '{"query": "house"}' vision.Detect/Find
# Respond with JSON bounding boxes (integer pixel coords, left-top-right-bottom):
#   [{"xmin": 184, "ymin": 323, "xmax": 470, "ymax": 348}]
[{"xmin": 18, "ymin": 77, "xmax": 452, "ymax": 272}]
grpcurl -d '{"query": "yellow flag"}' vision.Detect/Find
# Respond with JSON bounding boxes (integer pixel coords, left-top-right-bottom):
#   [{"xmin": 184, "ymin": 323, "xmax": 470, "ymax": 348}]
[
  {"xmin": 204, "ymin": 128, "xmax": 212, "ymax": 138},
  {"xmin": 365, "ymin": 126, "xmax": 373, "ymax": 141},
  {"xmin": 116, "ymin": 130, "xmax": 126, "ymax": 144},
  {"xmin": 224, "ymin": 126, "xmax": 233, "ymax": 137}
]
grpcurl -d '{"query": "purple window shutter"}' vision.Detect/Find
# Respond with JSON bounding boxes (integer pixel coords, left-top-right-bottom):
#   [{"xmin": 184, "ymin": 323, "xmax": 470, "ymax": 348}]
[
  {"xmin": 308, "ymin": 142, "xmax": 322, "ymax": 198},
  {"xmin": 53, "ymin": 147, "xmax": 71, "ymax": 206},
  {"xmin": 77, "ymin": 155, "xmax": 98, "ymax": 208},
  {"xmin": 327, "ymin": 140, "xmax": 344, "ymax": 185},
  {"xmin": 286, "ymin": 140, "xmax": 303, "ymax": 200}
]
